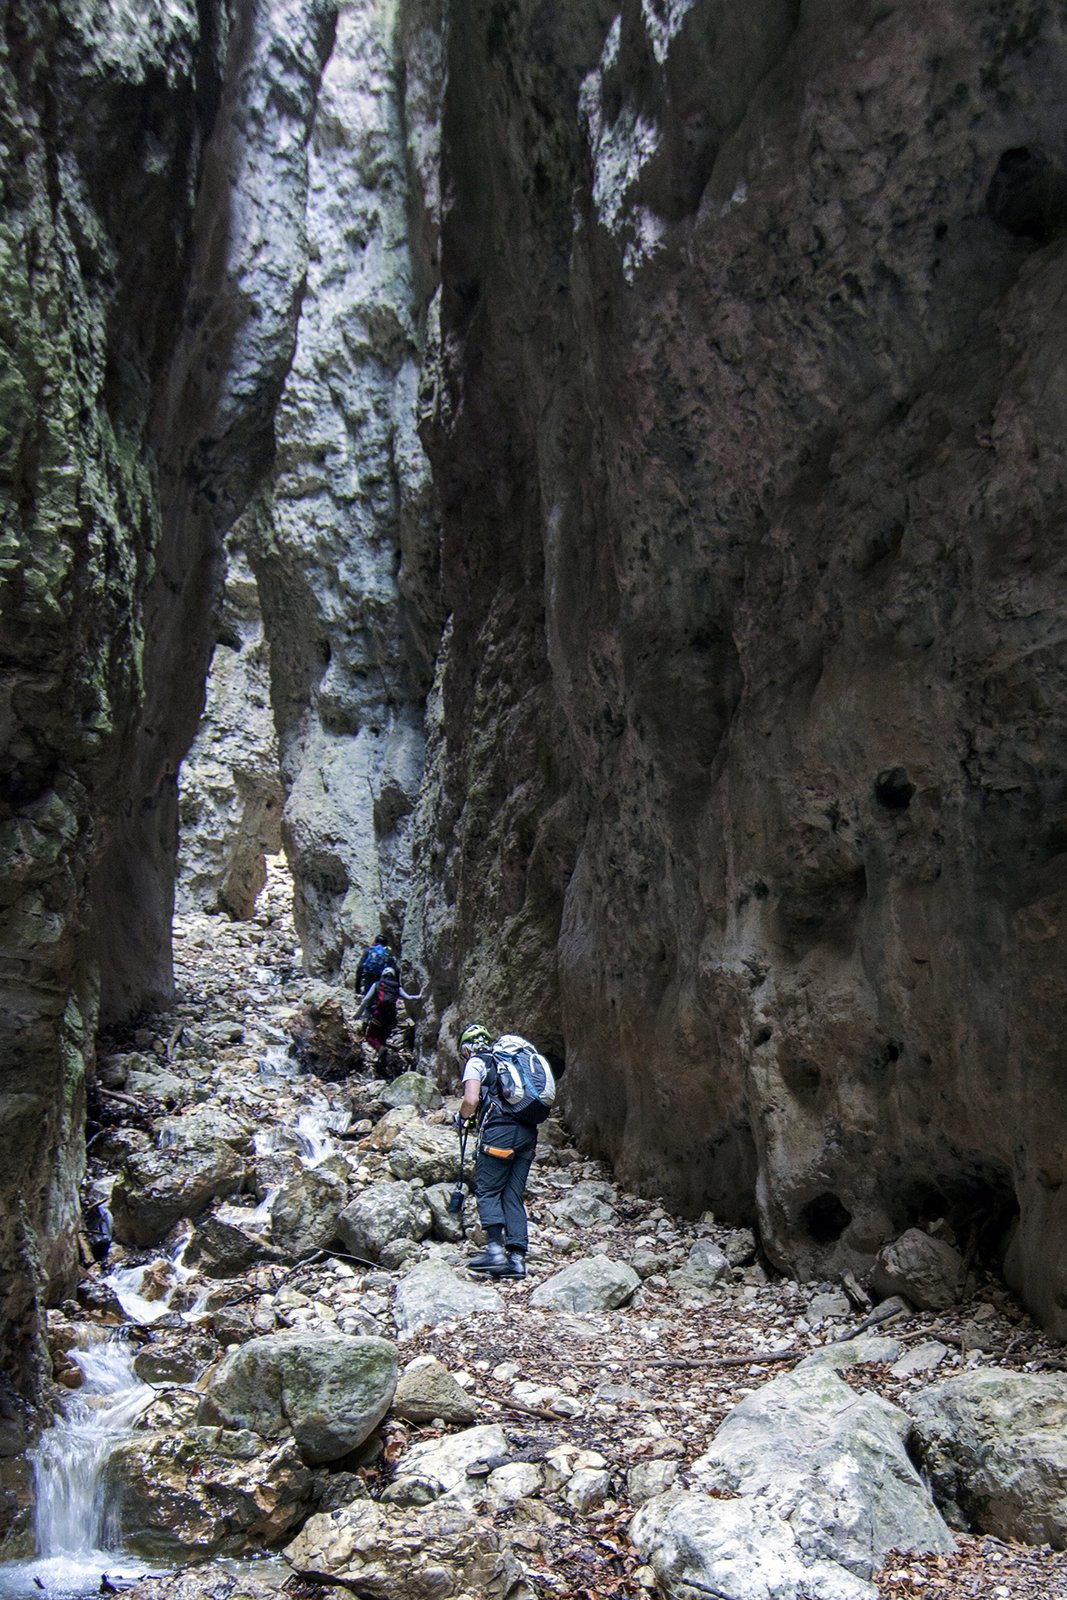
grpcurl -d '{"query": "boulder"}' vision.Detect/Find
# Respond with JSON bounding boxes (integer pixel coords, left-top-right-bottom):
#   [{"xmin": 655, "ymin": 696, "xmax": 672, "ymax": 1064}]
[
  {"xmin": 110, "ymin": 1135, "xmax": 247, "ymax": 1248},
  {"xmin": 115, "ymin": 1568, "xmax": 284, "ymax": 1600},
  {"xmin": 381, "ymin": 1073, "xmax": 441, "ymax": 1110},
  {"xmin": 565, "ymin": 1466, "xmax": 611, "ymax": 1512},
  {"xmin": 380, "ymin": 1238, "xmax": 422, "ymax": 1270},
  {"xmin": 627, "ymin": 1457, "xmax": 679, "ymax": 1504},
  {"xmin": 907, "ymin": 1367, "xmax": 1067, "ymax": 1546},
  {"xmin": 808, "ymin": 1290, "xmax": 852, "ymax": 1322},
  {"xmin": 366, "ymin": 1106, "xmax": 419, "ymax": 1149},
  {"xmin": 394, "ymin": 1355, "xmax": 478, "ymax": 1424},
  {"xmin": 797, "ymin": 1334, "xmax": 904, "ymax": 1373},
  {"xmin": 183, "ymin": 1213, "xmax": 267, "ymax": 1278},
  {"xmin": 871, "ymin": 1229, "xmax": 965, "ymax": 1311},
  {"xmin": 550, "ymin": 1181, "xmax": 617, "ymax": 1229},
  {"xmin": 336, "ymin": 1181, "xmax": 431, "ymax": 1261},
  {"xmin": 530, "ymin": 1255, "xmax": 640, "ymax": 1313},
  {"xmin": 387, "ymin": 1122, "xmax": 462, "ymax": 1185},
  {"xmin": 425, "ymin": 1181, "xmax": 477, "ymax": 1243},
  {"xmin": 631, "ymin": 1490, "xmax": 877, "ymax": 1600},
  {"xmin": 889, "ymin": 1342, "xmax": 950, "ymax": 1380},
  {"xmin": 284, "ymin": 1496, "xmax": 524, "ymax": 1599},
  {"xmin": 669, "ymin": 1238, "xmax": 730, "ymax": 1290},
  {"xmin": 722, "ymin": 1229, "xmax": 758, "ymax": 1266},
  {"xmin": 393, "ymin": 1259, "xmax": 504, "ymax": 1333},
  {"xmin": 631, "ymin": 1247, "xmax": 672, "ymax": 1278},
  {"xmin": 103, "ymin": 1427, "xmax": 312, "ymax": 1559},
  {"xmin": 488, "ymin": 1461, "xmax": 544, "ymax": 1502},
  {"xmin": 154, "ymin": 1108, "xmax": 253, "ymax": 1155},
  {"xmin": 125, "ymin": 1067, "xmax": 189, "ymax": 1103},
  {"xmin": 270, "ymin": 1164, "xmax": 347, "ymax": 1258},
  {"xmin": 285, "ymin": 989, "xmax": 361, "ymax": 1079},
  {"xmin": 386, "ymin": 1423, "xmax": 509, "ymax": 1505},
  {"xmin": 197, "ymin": 1331, "xmax": 397, "ymax": 1464},
  {"xmin": 689, "ymin": 1364, "xmax": 954, "ymax": 1577},
  {"xmin": 133, "ymin": 1336, "xmax": 217, "ymax": 1387}
]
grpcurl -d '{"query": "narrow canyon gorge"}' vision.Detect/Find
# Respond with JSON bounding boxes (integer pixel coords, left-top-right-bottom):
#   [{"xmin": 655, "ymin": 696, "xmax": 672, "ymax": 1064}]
[{"xmin": 4, "ymin": 0, "xmax": 1067, "ymax": 1557}]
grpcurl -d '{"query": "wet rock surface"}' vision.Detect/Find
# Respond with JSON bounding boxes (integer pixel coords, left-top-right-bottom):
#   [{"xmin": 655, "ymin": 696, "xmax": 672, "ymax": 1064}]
[{"xmin": 1, "ymin": 861, "xmax": 1060, "ymax": 1598}]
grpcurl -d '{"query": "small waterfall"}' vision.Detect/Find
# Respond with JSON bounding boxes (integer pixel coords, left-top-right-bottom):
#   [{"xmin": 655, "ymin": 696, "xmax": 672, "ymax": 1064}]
[
  {"xmin": 250, "ymin": 1185, "xmax": 279, "ymax": 1228},
  {"xmin": 103, "ymin": 1222, "xmax": 212, "ymax": 1324},
  {"xmin": 258, "ymin": 1042, "xmax": 297, "ymax": 1078},
  {"xmin": 292, "ymin": 1109, "xmax": 343, "ymax": 1165},
  {"xmin": 104, "ymin": 1227, "xmax": 209, "ymax": 1327},
  {"xmin": 0, "ymin": 1343, "xmax": 156, "ymax": 1599},
  {"xmin": 253, "ymin": 1104, "xmax": 347, "ymax": 1166}
]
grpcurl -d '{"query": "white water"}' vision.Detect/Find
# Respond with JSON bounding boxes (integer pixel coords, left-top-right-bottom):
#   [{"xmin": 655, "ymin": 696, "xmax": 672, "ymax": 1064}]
[
  {"xmin": 104, "ymin": 1227, "xmax": 209, "ymax": 1327},
  {"xmin": 0, "ymin": 1343, "xmax": 157, "ymax": 1600},
  {"xmin": 253, "ymin": 1105, "xmax": 347, "ymax": 1166},
  {"xmin": 258, "ymin": 1042, "xmax": 297, "ymax": 1078}
]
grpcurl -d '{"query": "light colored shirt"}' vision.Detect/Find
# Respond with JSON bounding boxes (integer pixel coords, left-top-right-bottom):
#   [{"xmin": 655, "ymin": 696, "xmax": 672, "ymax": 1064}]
[{"xmin": 461, "ymin": 1052, "xmax": 491, "ymax": 1088}]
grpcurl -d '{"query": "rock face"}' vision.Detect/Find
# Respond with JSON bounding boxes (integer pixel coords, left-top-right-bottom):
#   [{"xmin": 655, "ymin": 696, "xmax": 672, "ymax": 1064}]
[
  {"xmin": 0, "ymin": 0, "xmax": 334, "ymax": 1399},
  {"xmin": 175, "ymin": 531, "xmax": 283, "ymax": 920},
  {"xmin": 245, "ymin": 0, "xmax": 444, "ymax": 987},
  {"xmin": 408, "ymin": 0, "xmax": 1067, "ymax": 1342},
  {"xmin": 9, "ymin": 0, "xmax": 1067, "ymax": 1414}
]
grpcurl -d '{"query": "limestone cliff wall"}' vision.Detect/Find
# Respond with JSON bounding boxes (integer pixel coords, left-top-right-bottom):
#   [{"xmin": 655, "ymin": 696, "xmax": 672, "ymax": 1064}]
[
  {"xmin": 176, "ymin": 528, "xmax": 283, "ymax": 920},
  {"xmin": 416, "ymin": 0, "xmax": 1067, "ymax": 1336},
  {"xmin": 247, "ymin": 0, "xmax": 444, "ymax": 987},
  {"xmin": 0, "ymin": 0, "xmax": 335, "ymax": 1403}
]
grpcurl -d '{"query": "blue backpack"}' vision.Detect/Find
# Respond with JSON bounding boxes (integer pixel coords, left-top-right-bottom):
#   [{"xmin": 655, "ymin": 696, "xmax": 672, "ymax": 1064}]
[
  {"xmin": 488, "ymin": 1035, "xmax": 556, "ymax": 1127},
  {"xmin": 357, "ymin": 942, "xmax": 395, "ymax": 992}
]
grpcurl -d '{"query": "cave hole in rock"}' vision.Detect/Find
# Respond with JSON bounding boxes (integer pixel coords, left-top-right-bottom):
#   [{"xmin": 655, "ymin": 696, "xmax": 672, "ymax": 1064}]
[
  {"xmin": 873, "ymin": 767, "xmax": 915, "ymax": 811},
  {"xmin": 800, "ymin": 1191, "xmax": 852, "ymax": 1244},
  {"xmin": 985, "ymin": 146, "xmax": 1067, "ymax": 243},
  {"xmin": 779, "ymin": 1055, "xmax": 821, "ymax": 1096},
  {"xmin": 543, "ymin": 1046, "xmax": 565, "ymax": 1081},
  {"xmin": 900, "ymin": 1165, "xmax": 1019, "ymax": 1271}
]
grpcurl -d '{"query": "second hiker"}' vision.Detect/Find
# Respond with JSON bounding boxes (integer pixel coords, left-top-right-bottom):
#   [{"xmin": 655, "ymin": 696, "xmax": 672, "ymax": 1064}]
[{"xmin": 354, "ymin": 939, "xmax": 422, "ymax": 1067}]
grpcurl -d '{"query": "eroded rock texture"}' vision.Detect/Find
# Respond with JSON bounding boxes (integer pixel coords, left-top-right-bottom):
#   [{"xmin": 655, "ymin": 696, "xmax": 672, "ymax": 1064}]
[
  {"xmin": 176, "ymin": 530, "xmax": 283, "ymax": 920},
  {"xmin": 415, "ymin": 0, "xmax": 1067, "ymax": 1335}
]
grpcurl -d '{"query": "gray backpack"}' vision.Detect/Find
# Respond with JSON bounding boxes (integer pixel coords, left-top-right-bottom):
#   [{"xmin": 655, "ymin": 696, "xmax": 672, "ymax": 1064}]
[{"xmin": 489, "ymin": 1034, "xmax": 555, "ymax": 1126}]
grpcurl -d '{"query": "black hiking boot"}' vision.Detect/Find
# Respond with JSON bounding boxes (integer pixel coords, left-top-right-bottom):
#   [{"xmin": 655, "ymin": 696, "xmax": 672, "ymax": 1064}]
[
  {"xmin": 503, "ymin": 1250, "xmax": 526, "ymax": 1278},
  {"xmin": 467, "ymin": 1241, "xmax": 509, "ymax": 1274}
]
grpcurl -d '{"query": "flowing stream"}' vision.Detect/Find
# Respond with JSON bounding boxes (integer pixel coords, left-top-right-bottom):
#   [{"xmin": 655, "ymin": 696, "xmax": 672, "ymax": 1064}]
[
  {"xmin": 0, "ymin": 1343, "xmax": 156, "ymax": 1600},
  {"xmin": 0, "ymin": 1096, "xmax": 347, "ymax": 1597}
]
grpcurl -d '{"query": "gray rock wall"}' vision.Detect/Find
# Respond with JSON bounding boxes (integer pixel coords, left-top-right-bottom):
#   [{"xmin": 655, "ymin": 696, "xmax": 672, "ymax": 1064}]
[
  {"xmin": 248, "ymin": 0, "xmax": 444, "ymax": 985},
  {"xmin": 176, "ymin": 530, "xmax": 283, "ymax": 920},
  {"xmin": 1, "ymin": 0, "xmax": 221, "ymax": 1405},
  {"xmin": 0, "ymin": 0, "xmax": 334, "ymax": 1402},
  {"xmin": 415, "ymin": 0, "xmax": 1067, "ymax": 1335}
]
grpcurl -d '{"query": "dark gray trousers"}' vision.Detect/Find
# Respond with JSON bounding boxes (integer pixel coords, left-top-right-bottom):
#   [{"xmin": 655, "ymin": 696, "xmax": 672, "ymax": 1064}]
[{"xmin": 475, "ymin": 1114, "xmax": 538, "ymax": 1251}]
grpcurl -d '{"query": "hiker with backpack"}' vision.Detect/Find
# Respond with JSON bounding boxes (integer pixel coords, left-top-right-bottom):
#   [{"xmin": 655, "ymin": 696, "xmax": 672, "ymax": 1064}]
[
  {"xmin": 455, "ymin": 1023, "xmax": 555, "ymax": 1279},
  {"xmin": 354, "ymin": 941, "xmax": 422, "ymax": 1062}
]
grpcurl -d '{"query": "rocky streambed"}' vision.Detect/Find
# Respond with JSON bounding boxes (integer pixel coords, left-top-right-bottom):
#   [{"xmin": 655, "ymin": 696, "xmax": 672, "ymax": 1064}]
[{"xmin": 3, "ymin": 860, "xmax": 1067, "ymax": 1600}]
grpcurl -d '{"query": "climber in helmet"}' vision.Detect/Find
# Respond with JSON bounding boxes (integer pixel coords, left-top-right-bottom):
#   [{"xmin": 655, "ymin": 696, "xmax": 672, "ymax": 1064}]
[{"xmin": 455, "ymin": 1021, "xmax": 554, "ymax": 1279}]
